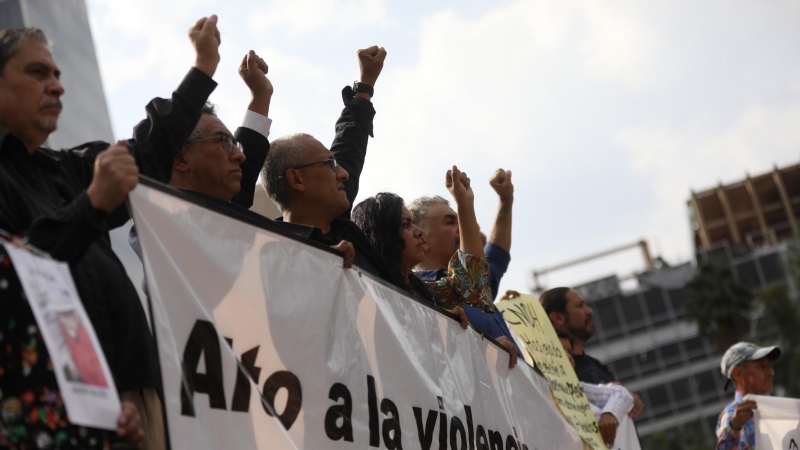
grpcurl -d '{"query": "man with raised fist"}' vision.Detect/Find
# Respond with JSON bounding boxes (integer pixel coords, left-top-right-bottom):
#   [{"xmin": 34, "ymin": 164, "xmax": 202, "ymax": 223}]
[
  {"xmin": 409, "ymin": 168, "xmax": 521, "ymax": 364},
  {"xmin": 0, "ymin": 15, "xmax": 225, "ymax": 449},
  {"xmin": 261, "ymin": 45, "xmax": 389, "ymax": 279}
]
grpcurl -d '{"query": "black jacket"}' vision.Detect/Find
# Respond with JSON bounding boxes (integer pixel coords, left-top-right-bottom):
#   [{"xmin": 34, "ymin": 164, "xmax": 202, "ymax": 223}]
[{"xmin": 0, "ymin": 68, "xmax": 216, "ymax": 392}]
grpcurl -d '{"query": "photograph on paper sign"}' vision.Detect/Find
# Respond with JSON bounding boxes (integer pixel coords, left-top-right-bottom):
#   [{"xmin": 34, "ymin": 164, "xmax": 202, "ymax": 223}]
[{"xmin": 54, "ymin": 309, "xmax": 109, "ymax": 388}]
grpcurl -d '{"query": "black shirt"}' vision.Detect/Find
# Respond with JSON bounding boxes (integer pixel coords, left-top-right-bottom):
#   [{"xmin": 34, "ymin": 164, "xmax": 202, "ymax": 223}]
[
  {"xmin": 573, "ymin": 352, "xmax": 616, "ymax": 384},
  {"xmin": 276, "ymin": 87, "xmax": 394, "ymax": 283},
  {"xmin": 0, "ymin": 68, "xmax": 216, "ymax": 392}
]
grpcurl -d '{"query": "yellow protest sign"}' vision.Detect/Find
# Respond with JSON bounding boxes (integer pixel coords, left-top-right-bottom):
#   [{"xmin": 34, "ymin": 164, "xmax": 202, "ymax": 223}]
[{"xmin": 497, "ymin": 294, "xmax": 605, "ymax": 450}]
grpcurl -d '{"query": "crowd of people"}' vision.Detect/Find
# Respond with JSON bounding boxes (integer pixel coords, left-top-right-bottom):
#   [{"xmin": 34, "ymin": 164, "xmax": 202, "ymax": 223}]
[{"xmin": 0, "ymin": 15, "xmax": 784, "ymax": 450}]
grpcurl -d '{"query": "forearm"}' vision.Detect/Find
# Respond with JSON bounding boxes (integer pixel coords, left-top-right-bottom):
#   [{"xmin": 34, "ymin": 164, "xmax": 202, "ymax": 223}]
[
  {"xmin": 247, "ymin": 92, "xmax": 271, "ymax": 117},
  {"xmin": 457, "ymin": 202, "xmax": 485, "ymax": 258},
  {"xmin": 488, "ymin": 198, "xmax": 513, "ymax": 251}
]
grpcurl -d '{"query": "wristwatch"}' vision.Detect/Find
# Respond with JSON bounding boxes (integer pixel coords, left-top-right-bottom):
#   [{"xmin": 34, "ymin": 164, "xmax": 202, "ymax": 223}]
[{"xmin": 353, "ymin": 81, "xmax": 374, "ymax": 97}]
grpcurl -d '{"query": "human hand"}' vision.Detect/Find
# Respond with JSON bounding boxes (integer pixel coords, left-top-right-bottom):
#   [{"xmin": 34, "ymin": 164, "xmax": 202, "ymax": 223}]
[
  {"xmin": 598, "ymin": 412, "xmax": 618, "ymax": 447},
  {"xmin": 446, "ymin": 165, "xmax": 474, "ymax": 206},
  {"xmin": 357, "ymin": 45, "xmax": 387, "ymax": 87},
  {"xmin": 117, "ymin": 400, "xmax": 144, "ymax": 446},
  {"xmin": 331, "ymin": 240, "xmax": 355, "ymax": 269},
  {"xmin": 448, "ymin": 306, "xmax": 469, "ymax": 329},
  {"xmin": 494, "ymin": 336, "xmax": 518, "ymax": 369},
  {"xmin": 730, "ymin": 400, "xmax": 757, "ymax": 431},
  {"xmin": 489, "ymin": 169, "xmax": 513, "ymax": 202},
  {"xmin": 189, "ymin": 15, "xmax": 221, "ymax": 77},
  {"xmin": 87, "ymin": 141, "xmax": 139, "ymax": 213},
  {"xmin": 628, "ymin": 393, "xmax": 644, "ymax": 418},
  {"xmin": 239, "ymin": 50, "xmax": 272, "ymax": 99},
  {"xmin": 500, "ymin": 290, "xmax": 521, "ymax": 301}
]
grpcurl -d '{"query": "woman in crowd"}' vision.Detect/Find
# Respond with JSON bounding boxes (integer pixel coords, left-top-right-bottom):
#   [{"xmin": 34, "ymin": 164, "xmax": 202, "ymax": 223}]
[{"xmin": 352, "ymin": 166, "xmax": 494, "ymax": 320}]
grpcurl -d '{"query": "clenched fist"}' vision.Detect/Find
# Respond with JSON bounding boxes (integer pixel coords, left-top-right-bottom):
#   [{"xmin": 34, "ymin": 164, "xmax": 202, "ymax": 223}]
[
  {"xmin": 489, "ymin": 169, "xmax": 513, "ymax": 202},
  {"xmin": 87, "ymin": 141, "xmax": 139, "ymax": 213},
  {"xmin": 446, "ymin": 165, "xmax": 474, "ymax": 206},
  {"xmin": 239, "ymin": 50, "xmax": 272, "ymax": 98},
  {"xmin": 357, "ymin": 45, "xmax": 387, "ymax": 87},
  {"xmin": 189, "ymin": 15, "xmax": 221, "ymax": 77}
]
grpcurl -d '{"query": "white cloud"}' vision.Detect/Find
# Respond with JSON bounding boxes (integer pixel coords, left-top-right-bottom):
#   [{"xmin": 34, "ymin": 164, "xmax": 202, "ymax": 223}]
[{"xmin": 246, "ymin": 0, "xmax": 391, "ymax": 37}]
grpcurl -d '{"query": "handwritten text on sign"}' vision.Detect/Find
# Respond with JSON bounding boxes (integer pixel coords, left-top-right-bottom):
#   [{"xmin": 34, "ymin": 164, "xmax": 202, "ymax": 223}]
[{"xmin": 497, "ymin": 295, "xmax": 604, "ymax": 450}]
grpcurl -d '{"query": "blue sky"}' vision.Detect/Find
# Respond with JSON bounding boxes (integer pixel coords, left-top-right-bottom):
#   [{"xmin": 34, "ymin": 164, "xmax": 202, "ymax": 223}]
[{"xmin": 86, "ymin": 0, "xmax": 800, "ymax": 295}]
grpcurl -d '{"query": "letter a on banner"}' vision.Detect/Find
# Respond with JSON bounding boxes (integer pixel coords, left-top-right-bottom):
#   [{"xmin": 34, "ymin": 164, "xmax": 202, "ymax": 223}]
[{"xmin": 498, "ymin": 295, "xmax": 605, "ymax": 450}]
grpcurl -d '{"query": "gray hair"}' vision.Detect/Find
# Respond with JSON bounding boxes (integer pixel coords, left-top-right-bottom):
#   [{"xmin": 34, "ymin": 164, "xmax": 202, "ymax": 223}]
[
  {"xmin": 0, "ymin": 28, "xmax": 50, "ymax": 75},
  {"xmin": 407, "ymin": 195, "xmax": 450, "ymax": 227},
  {"xmin": 186, "ymin": 102, "xmax": 218, "ymax": 142},
  {"xmin": 261, "ymin": 133, "xmax": 314, "ymax": 211}
]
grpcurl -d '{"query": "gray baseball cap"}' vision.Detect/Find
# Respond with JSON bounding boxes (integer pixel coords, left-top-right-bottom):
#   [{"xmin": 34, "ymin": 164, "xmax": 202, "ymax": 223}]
[{"xmin": 721, "ymin": 342, "xmax": 781, "ymax": 390}]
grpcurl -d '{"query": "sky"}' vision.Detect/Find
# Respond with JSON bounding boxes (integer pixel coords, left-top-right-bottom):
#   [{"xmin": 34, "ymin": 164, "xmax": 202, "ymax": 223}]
[{"xmin": 85, "ymin": 0, "xmax": 800, "ymax": 295}]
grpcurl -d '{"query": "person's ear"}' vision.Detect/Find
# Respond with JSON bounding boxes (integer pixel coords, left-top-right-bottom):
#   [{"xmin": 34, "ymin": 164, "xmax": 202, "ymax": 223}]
[
  {"xmin": 173, "ymin": 148, "xmax": 191, "ymax": 173},
  {"xmin": 549, "ymin": 311, "xmax": 565, "ymax": 327},
  {"xmin": 285, "ymin": 169, "xmax": 306, "ymax": 193}
]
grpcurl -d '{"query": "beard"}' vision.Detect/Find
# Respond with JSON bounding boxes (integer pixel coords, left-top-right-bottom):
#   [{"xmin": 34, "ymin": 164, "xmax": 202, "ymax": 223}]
[
  {"xmin": 35, "ymin": 98, "xmax": 61, "ymax": 132},
  {"xmin": 567, "ymin": 318, "xmax": 594, "ymax": 342}
]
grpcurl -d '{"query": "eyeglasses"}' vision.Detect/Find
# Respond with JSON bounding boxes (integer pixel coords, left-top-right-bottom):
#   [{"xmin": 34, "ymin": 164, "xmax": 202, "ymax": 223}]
[
  {"xmin": 185, "ymin": 133, "xmax": 243, "ymax": 154},
  {"xmin": 292, "ymin": 157, "xmax": 339, "ymax": 173}
]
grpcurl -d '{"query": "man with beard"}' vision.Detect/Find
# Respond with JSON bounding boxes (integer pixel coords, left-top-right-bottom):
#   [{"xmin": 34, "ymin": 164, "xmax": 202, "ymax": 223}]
[{"xmin": 541, "ymin": 287, "xmax": 645, "ymax": 418}]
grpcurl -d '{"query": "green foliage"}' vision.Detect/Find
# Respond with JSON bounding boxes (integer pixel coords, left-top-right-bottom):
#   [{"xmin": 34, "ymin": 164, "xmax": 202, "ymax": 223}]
[
  {"xmin": 754, "ymin": 228, "xmax": 800, "ymax": 397},
  {"xmin": 685, "ymin": 261, "xmax": 754, "ymax": 352}
]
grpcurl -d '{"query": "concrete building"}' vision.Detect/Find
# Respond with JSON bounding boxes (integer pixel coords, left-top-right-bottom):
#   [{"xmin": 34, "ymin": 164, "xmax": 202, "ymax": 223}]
[{"xmin": 546, "ymin": 161, "xmax": 799, "ymax": 445}]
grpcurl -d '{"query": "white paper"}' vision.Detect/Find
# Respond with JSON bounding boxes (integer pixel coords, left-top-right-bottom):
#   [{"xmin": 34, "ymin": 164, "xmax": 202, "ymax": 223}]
[
  {"xmin": 4, "ymin": 243, "xmax": 121, "ymax": 430},
  {"xmin": 744, "ymin": 394, "xmax": 800, "ymax": 450}
]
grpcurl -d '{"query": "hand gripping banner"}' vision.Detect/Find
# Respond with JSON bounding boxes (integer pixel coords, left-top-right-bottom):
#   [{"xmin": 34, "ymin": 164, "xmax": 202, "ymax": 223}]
[{"xmin": 129, "ymin": 179, "xmax": 588, "ymax": 450}]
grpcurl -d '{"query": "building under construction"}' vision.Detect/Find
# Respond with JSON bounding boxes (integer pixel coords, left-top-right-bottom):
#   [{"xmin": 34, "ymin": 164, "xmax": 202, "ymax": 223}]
[{"xmin": 534, "ymin": 161, "xmax": 798, "ymax": 445}]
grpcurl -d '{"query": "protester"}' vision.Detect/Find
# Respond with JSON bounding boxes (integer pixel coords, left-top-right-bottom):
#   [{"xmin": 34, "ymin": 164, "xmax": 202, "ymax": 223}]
[
  {"xmin": 411, "ymin": 168, "xmax": 514, "ymax": 299},
  {"xmin": 715, "ymin": 342, "xmax": 781, "ymax": 450},
  {"xmin": 541, "ymin": 287, "xmax": 645, "ymax": 418},
  {"xmin": 556, "ymin": 329, "xmax": 634, "ymax": 447},
  {"xmin": 411, "ymin": 169, "xmax": 520, "ymax": 362},
  {"xmin": 0, "ymin": 17, "xmax": 224, "ymax": 448},
  {"xmin": 0, "ymin": 243, "xmax": 144, "ymax": 448},
  {"xmin": 351, "ymin": 167, "xmax": 497, "ymax": 332},
  {"xmin": 261, "ymin": 46, "xmax": 385, "ymax": 276}
]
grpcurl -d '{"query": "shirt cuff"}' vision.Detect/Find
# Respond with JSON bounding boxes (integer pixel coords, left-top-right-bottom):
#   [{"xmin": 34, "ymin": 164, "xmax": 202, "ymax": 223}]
[{"xmin": 241, "ymin": 110, "xmax": 272, "ymax": 138}]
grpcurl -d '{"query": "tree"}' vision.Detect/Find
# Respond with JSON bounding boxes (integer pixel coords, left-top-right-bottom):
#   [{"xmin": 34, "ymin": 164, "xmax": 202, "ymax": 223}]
[
  {"xmin": 685, "ymin": 261, "xmax": 754, "ymax": 352},
  {"xmin": 754, "ymin": 228, "xmax": 800, "ymax": 397},
  {"xmin": 645, "ymin": 428, "xmax": 707, "ymax": 450}
]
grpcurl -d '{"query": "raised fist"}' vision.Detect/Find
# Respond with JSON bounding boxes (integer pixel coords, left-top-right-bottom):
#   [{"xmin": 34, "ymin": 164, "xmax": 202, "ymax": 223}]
[
  {"xmin": 87, "ymin": 141, "xmax": 139, "ymax": 213},
  {"xmin": 446, "ymin": 165, "xmax": 474, "ymax": 206},
  {"xmin": 189, "ymin": 15, "xmax": 221, "ymax": 77},
  {"xmin": 357, "ymin": 45, "xmax": 387, "ymax": 87},
  {"xmin": 239, "ymin": 50, "xmax": 273, "ymax": 98},
  {"xmin": 489, "ymin": 168, "xmax": 513, "ymax": 202}
]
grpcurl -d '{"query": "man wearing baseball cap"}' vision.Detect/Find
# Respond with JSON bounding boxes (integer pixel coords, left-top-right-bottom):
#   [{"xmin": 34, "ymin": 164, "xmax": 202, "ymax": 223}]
[{"xmin": 716, "ymin": 342, "xmax": 781, "ymax": 449}]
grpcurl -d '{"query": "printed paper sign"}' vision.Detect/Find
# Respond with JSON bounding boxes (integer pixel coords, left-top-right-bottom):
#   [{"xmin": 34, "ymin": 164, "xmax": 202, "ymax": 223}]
[
  {"xmin": 4, "ymin": 243, "xmax": 121, "ymax": 430},
  {"xmin": 497, "ymin": 294, "xmax": 605, "ymax": 450}
]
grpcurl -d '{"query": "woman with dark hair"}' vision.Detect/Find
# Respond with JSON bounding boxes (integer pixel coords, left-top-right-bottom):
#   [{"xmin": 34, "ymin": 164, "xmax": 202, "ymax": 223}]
[{"xmin": 352, "ymin": 166, "xmax": 493, "ymax": 319}]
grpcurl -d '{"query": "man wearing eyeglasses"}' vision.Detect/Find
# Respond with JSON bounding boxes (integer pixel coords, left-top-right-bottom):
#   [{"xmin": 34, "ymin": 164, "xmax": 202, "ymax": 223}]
[{"xmin": 261, "ymin": 46, "xmax": 393, "ymax": 281}]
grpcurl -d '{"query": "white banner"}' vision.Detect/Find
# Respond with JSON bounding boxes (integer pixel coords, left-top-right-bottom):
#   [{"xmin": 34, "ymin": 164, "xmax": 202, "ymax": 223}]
[
  {"xmin": 745, "ymin": 394, "xmax": 800, "ymax": 450},
  {"xmin": 129, "ymin": 181, "xmax": 587, "ymax": 450}
]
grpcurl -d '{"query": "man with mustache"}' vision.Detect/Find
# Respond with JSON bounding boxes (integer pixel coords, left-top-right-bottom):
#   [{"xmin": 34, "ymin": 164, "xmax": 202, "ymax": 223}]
[
  {"xmin": 0, "ymin": 16, "xmax": 223, "ymax": 448},
  {"xmin": 541, "ymin": 287, "xmax": 645, "ymax": 418}
]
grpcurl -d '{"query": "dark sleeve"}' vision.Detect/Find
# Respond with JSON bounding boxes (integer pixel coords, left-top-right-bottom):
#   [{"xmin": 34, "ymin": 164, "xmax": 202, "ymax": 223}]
[
  {"xmin": 0, "ymin": 188, "xmax": 108, "ymax": 264},
  {"xmin": 131, "ymin": 67, "xmax": 218, "ymax": 183},
  {"xmin": 330, "ymin": 86, "xmax": 376, "ymax": 219},
  {"xmin": 484, "ymin": 242, "xmax": 511, "ymax": 300},
  {"xmin": 231, "ymin": 127, "xmax": 269, "ymax": 209}
]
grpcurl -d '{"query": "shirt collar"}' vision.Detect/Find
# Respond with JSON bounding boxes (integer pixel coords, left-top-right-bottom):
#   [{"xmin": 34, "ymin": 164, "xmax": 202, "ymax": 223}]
[{"xmin": 734, "ymin": 391, "xmax": 745, "ymax": 403}]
